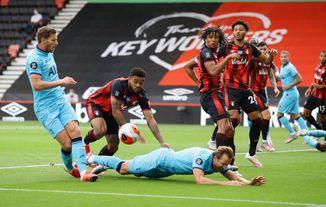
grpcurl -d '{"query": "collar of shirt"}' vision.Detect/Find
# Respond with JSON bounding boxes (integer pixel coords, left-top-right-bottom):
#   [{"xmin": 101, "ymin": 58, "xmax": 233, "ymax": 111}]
[{"xmin": 36, "ymin": 45, "xmax": 50, "ymax": 57}]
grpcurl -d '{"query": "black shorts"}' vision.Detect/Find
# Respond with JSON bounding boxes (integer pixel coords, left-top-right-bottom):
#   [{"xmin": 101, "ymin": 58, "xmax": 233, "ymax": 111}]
[
  {"xmin": 86, "ymin": 102, "xmax": 119, "ymax": 134},
  {"xmin": 253, "ymin": 90, "xmax": 269, "ymax": 112},
  {"xmin": 224, "ymin": 87, "xmax": 259, "ymax": 114},
  {"xmin": 304, "ymin": 95, "xmax": 326, "ymax": 115},
  {"xmin": 200, "ymin": 90, "xmax": 229, "ymax": 123}
]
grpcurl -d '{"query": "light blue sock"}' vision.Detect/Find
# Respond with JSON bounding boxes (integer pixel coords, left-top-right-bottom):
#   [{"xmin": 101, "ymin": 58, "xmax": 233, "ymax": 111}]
[
  {"xmin": 61, "ymin": 149, "xmax": 73, "ymax": 171},
  {"xmin": 308, "ymin": 130, "xmax": 326, "ymax": 138},
  {"xmin": 295, "ymin": 117, "xmax": 308, "ymax": 130},
  {"xmin": 248, "ymin": 119, "xmax": 252, "ymax": 128},
  {"xmin": 72, "ymin": 138, "xmax": 87, "ymax": 173},
  {"xmin": 93, "ymin": 155, "xmax": 123, "ymax": 170},
  {"xmin": 279, "ymin": 116, "xmax": 295, "ymax": 134},
  {"xmin": 302, "ymin": 135, "xmax": 317, "ymax": 148}
]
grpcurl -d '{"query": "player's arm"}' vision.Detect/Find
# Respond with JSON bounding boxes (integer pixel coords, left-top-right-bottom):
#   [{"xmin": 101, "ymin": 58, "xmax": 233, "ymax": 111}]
[
  {"xmin": 223, "ymin": 171, "xmax": 265, "ymax": 186},
  {"xmin": 205, "ymin": 53, "xmax": 239, "ymax": 76},
  {"xmin": 283, "ymin": 73, "xmax": 303, "ymax": 91},
  {"xmin": 271, "ymin": 63, "xmax": 280, "ymax": 81},
  {"xmin": 267, "ymin": 68, "xmax": 280, "ymax": 97},
  {"xmin": 257, "ymin": 48, "xmax": 278, "ymax": 65},
  {"xmin": 305, "ymin": 83, "xmax": 314, "ymax": 97},
  {"xmin": 193, "ymin": 168, "xmax": 244, "ymax": 186},
  {"xmin": 184, "ymin": 58, "xmax": 199, "ymax": 85},
  {"xmin": 143, "ymin": 109, "xmax": 169, "ymax": 148},
  {"xmin": 111, "ymin": 96, "xmax": 127, "ymax": 126},
  {"xmin": 29, "ymin": 74, "xmax": 76, "ymax": 91},
  {"xmin": 312, "ymin": 82, "xmax": 326, "ymax": 89}
]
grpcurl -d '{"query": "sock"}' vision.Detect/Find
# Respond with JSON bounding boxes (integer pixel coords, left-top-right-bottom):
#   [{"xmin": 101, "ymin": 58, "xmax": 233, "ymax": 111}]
[
  {"xmin": 248, "ymin": 119, "xmax": 252, "ymax": 128},
  {"xmin": 305, "ymin": 116, "xmax": 322, "ymax": 129},
  {"xmin": 92, "ymin": 155, "xmax": 124, "ymax": 171},
  {"xmin": 84, "ymin": 130, "xmax": 97, "ymax": 145},
  {"xmin": 61, "ymin": 148, "xmax": 73, "ymax": 171},
  {"xmin": 210, "ymin": 126, "xmax": 218, "ymax": 142},
  {"xmin": 71, "ymin": 137, "xmax": 87, "ymax": 174},
  {"xmin": 261, "ymin": 119, "xmax": 270, "ymax": 141},
  {"xmin": 307, "ymin": 130, "xmax": 326, "ymax": 138},
  {"xmin": 302, "ymin": 135, "xmax": 317, "ymax": 148},
  {"xmin": 295, "ymin": 117, "xmax": 308, "ymax": 130},
  {"xmin": 279, "ymin": 116, "xmax": 295, "ymax": 134},
  {"xmin": 249, "ymin": 118, "xmax": 262, "ymax": 156}
]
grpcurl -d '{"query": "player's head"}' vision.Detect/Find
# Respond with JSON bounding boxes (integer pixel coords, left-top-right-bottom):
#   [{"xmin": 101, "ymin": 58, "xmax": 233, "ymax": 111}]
[
  {"xmin": 36, "ymin": 26, "xmax": 58, "ymax": 52},
  {"xmin": 280, "ymin": 50, "xmax": 290, "ymax": 65},
  {"xmin": 232, "ymin": 20, "xmax": 249, "ymax": 42},
  {"xmin": 212, "ymin": 146, "xmax": 234, "ymax": 172},
  {"xmin": 128, "ymin": 67, "xmax": 146, "ymax": 93},
  {"xmin": 201, "ymin": 27, "xmax": 226, "ymax": 49},
  {"xmin": 320, "ymin": 50, "xmax": 326, "ymax": 65},
  {"xmin": 257, "ymin": 42, "xmax": 269, "ymax": 54}
]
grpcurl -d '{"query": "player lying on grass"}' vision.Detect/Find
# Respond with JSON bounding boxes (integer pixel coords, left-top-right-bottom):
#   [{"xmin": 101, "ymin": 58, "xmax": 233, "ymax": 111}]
[
  {"xmin": 86, "ymin": 146, "xmax": 265, "ymax": 186},
  {"xmin": 300, "ymin": 129, "xmax": 326, "ymax": 140}
]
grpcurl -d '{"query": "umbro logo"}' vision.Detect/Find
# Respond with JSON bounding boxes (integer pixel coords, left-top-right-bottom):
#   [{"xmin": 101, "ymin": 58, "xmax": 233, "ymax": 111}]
[{"xmin": 1, "ymin": 102, "xmax": 27, "ymax": 117}]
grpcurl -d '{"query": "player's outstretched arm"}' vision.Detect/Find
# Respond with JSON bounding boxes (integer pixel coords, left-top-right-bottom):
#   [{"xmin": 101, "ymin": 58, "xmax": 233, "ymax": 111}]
[
  {"xmin": 268, "ymin": 68, "xmax": 280, "ymax": 97},
  {"xmin": 184, "ymin": 59, "xmax": 200, "ymax": 86},
  {"xmin": 223, "ymin": 171, "xmax": 265, "ymax": 186},
  {"xmin": 257, "ymin": 49, "xmax": 278, "ymax": 65},
  {"xmin": 205, "ymin": 53, "xmax": 239, "ymax": 76},
  {"xmin": 143, "ymin": 110, "xmax": 169, "ymax": 148},
  {"xmin": 29, "ymin": 74, "xmax": 77, "ymax": 91},
  {"xmin": 111, "ymin": 96, "xmax": 127, "ymax": 126},
  {"xmin": 193, "ymin": 169, "xmax": 244, "ymax": 186}
]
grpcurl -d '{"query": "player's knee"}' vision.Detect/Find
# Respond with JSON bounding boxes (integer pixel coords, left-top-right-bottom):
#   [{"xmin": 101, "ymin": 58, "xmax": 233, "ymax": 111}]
[
  {"xmin": 67, "ymin": 124, "xmax": 81, "ymax": 138},
  {"xmin": 262, "ymin": 111, "xmax": 271, "ymax": 120},
  {"xmin": 302, "ymin": 110, "xmax": 311, "ymax": 119}
]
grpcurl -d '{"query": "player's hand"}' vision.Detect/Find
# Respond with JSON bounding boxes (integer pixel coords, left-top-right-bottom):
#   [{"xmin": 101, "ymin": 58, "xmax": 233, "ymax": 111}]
[
  {"xmin": 274, "ymin": 88, "xmax": 280, "ymax": 97},
  {"xmin": 304, "ymin": 88, "xmax": 311, "ymax": 97},
  {"xmin": 249, "ymin": 176, "xmax": 265, "ymax": 186},
  {"xmin": 228, "ymin": 53, "xmax": 240, "ymax": 59},
  {"xmin": 313, "ymin": 83, "xmax": 323, "ymax": 89},
  {"xmin": 268, "ymin": 49, "xmax": 278, "ymax": 57},
  {"xmin": 282, "ymin": 85, "xmax": 291, "ymax": 91},
  {"xmin": 60, "ymin": 76, "xmax": 77, "ymax": 86},
  {"xmin": 139, "ymin": 136, "xmax": 146, "ymax": 143},
  {"xmin": 160, "ymin": 143, "xmax": 170, "ymax": 148},
  {"xmin": 225, "ymin": 180, "xmax": 245, "ymax": 186}
]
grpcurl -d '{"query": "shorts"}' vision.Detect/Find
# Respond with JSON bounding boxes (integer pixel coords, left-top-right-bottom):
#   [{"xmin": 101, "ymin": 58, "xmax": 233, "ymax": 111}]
[
  {"xmin": 304, "ymin": 95, "xmax": 326, "ymax": 115},
  {"xmin": 128, "ymin": 148, "xmax": 174, "ymax": 178},
  {"xmin": 253, "ymin": 90, "xmax": 269, "ymax": 111},
  {"xmin": 277, "ymin": 91, "xmax": 300, "ymax": 114},
  {"xmin": 35, "ymin": 102, "xmax": 77, "ymax": 138},
  {"xmin": 200, "ymin": 90, "xmax": 229, "ymax": 123},
  {"xmin": 86, "ymin": 102, "xmax": 119, "ymax": 134},
  {"xmin": 224, "ymin": 87, "xmax": 259, "ymax": 114}
]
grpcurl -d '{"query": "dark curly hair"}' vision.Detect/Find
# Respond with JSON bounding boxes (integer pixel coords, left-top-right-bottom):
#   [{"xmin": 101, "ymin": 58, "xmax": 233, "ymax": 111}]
[{"xmin": 200, "ymin": 27, "xmax": 227, "ymax": 48}]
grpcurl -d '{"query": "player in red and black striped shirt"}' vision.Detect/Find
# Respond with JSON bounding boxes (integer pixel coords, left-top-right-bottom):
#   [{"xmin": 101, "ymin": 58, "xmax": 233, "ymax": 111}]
[
  {"xmin": 84, "ymin": 67, "xmax": 169, "ymax": 156},
  {"xmin": 218, "ymin": 21, "xmax": 278, "ymax": 167},
  {"xmin": 303, "ymin": 51, "xmax": 326, "ymax": 136},
  {"xmin": 184, "ymin": 27, "xmax": 240, "ymax": 169},
  {"xmin": 250, "ymin": 41, "xmax": 280, "ymax": 152}
]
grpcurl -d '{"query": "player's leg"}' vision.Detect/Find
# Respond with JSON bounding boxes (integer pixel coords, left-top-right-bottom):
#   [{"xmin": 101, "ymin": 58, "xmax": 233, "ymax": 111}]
[
  {"xmin": 302, "ymin": 95, "xmax": 322, "ymax": 129},
  {"xmin": 319, "ymin": 105, "xmax": 326, "ymax": 140},
  {"xmin": 98, "ymin": 115, "xmax": 120, "ymax": 155},
  {"xmin": 300, "ymin": 129, "xmax": 326, "ymax": 138},
  {"xmin": 260, "ymin": 109, "xmax": 275, "ymax": 152},
  {"xmin": 86, "ymin": 153, "xmax": 124, "ymax": 172}
]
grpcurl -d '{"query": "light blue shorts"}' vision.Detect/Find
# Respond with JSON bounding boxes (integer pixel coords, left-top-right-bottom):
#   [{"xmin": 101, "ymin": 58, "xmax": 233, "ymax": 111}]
[
  {"xmin": 35, "ymin": 102, "xmax": 77, "ymax": 138},
  {"xmin": 128, "ymin": 148, "xmax": 174, "ymax": 178},
  {"xmin": 277, "ymin": 92, "xmax": 300, "ymax": 114}
]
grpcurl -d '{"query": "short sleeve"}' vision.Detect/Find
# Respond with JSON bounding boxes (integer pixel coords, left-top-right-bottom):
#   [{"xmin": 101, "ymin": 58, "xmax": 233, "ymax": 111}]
[
  {"xmin": 26, "ymin": 56, "xmax": 42, "ymax": 76},
  {"xmin": 200, "ymin": 47, "xmax": 214, "ymax": 63},
  {"xmin": 192, "ymin": 154, "xmax": 205, "ymax": 170},
  {"xmin": 289, "ymin": 65, "xmax": 298, "ymax": 77},
  {"xmin": 251, "ymin": 44, "xmax": 261, "ymax": 58},
  {"xmin": 138, "ymin": 92, "xmax": 151, "ymax": 110},
  {"xmin": 110, "ymin": 80, "xmax": 124, "ymax": 100}
]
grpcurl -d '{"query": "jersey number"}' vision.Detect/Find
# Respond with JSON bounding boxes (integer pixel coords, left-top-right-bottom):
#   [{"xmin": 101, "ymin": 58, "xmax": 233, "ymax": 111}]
[{"xmin": 248, "ymin": 95, "xmax": 257, "ymax": 104}]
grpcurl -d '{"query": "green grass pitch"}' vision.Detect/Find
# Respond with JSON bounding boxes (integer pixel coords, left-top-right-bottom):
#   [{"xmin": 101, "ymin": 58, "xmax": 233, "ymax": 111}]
[{"xmin": 0, "ymin": 121, "xmax": 325, "ymax": 207}]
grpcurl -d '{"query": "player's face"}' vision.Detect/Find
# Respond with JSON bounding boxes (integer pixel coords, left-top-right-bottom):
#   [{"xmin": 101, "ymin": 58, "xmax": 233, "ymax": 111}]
[
  {"xmin": 233, "ymin": 25, "xmax": 246, "ymax": 41},
  {"xmin": 44, "ymin": 34, "xmax": 58, "ymax": 52},
  {"xmin": 258, "ymin": 45, "xmax": 269, "ymax": 55},
  {"xmin": 280, "ymin": 53, "xmax": 290, "ymax": 64},
  {"xmin": 320, "ymin": 52, "xmax": 326, "ymax": 65},
  {"xmin": 213, "ymin": 154, "xmax": 231, "ymax": 172},
  {"xmin": 128, "ymin": 76, "xmax": 145, "ymax": 93},
  {"xmin": 205, "ymin": 32, "xmax": 219, "ymax": 49}
]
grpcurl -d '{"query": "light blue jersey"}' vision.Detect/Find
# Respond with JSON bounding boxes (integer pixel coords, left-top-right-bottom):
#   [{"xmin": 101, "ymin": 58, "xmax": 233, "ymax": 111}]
[
  {"xmin": 127, "ymin": 147, "xmax": 229, "ymax": 178},
  {"xmin": 26, "ymin": 46, "xmax": 67, "ymax": 109},
  {"xmin": 26, "ymin": 46, "xmax": 76, "ymax": 138},
  {"xmin": 278, "ymin": 61, "xmax": 300, "ymax": 114}
]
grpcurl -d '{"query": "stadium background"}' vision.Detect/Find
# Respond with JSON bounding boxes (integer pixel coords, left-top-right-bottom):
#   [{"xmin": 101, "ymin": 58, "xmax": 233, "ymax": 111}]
[{"xmin": 0, "ymin": 0, "xmax": 325, "ymax": 125}]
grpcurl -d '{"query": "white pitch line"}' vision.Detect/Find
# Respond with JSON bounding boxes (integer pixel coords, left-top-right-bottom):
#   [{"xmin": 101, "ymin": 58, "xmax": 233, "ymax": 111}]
[
  {"xmin": 0, "ymin": 149, "xmax": 317, "ymax": 170},
  {"xmin": 0, "ymin": 187, "xmax": 319, "ymax": 206}
]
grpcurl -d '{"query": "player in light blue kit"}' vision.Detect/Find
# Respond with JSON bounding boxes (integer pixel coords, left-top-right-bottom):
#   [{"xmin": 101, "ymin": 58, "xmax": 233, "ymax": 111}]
[
  {"xmin": 26, "ymin": 26, "xmax": 98, "ymax": 181},
  {"xmin": 277, "ymin": 51, "xmax": 325, "ymax": 151},
  {"xmin": 86, "ymin": 146, "xmax": 265, "ymax": 186}
]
